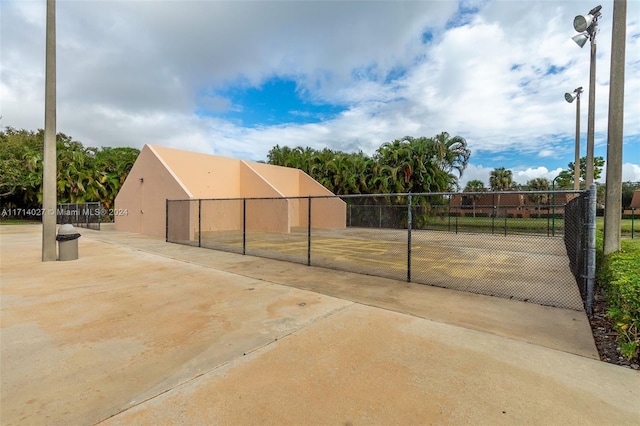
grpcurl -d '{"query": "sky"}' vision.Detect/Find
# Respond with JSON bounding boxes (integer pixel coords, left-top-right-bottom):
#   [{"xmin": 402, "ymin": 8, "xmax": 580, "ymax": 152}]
[{"xmin": 1, "ymin": 0, "xmax": 639, "ymax": 189}]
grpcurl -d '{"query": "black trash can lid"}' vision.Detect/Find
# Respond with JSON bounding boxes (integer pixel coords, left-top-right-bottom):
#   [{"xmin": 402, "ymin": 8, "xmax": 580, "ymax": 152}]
[{"xmin": 56, "ymin": 224, "xmax": 81, "ymax": 241}]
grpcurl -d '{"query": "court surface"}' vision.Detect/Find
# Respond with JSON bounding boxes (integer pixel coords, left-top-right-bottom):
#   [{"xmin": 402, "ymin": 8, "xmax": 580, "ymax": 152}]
[{"xmin": 195, "ymin": 227, "xmax": 584, "ymax": 310}]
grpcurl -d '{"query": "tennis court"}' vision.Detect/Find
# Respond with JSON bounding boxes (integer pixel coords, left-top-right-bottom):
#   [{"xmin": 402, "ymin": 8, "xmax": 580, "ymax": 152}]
[
  {"xmin": 185, "ymin": 227, "xmax": 584, "ymax": 310},
  {"xmin": 167, "ymin": 192, "xmax": 589, "ymax": 311}
]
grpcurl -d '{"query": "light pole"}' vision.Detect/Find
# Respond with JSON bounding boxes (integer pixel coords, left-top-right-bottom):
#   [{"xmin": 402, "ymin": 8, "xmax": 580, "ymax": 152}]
[
  {"xmin": 571, "ymin": 5, "xmax": 601, "ymax": 188},
  {"xmin": 42, "ymin": 0, "xmax": 57, "ymax": 261},
  {"xmin": 564, "ymin": 87, "xmax": 583, "ymax": 190},
  {"xmin": 603, "ymin": 0, "xmax": 627, "ymax": 256},
  {"xmin": 551, "ymin": 175, "xmax": 562, "ymax": 236}
]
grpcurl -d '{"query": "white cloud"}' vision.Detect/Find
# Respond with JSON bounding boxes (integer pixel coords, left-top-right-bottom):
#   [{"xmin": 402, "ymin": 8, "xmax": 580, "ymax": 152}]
[
  {"xmin": 1, "ymin": 0, "xmax": 638, "ymax": 183},
  {"xmin": 622, "ymin": 163, "xmax": 640, "ymax": 182},
  {"xmin": 458, "ymin": 164, "xmax": 493, "ymax": 190},
  {"xmin": 513, "ymin": 167, "xmax": 566, "ymax": 185}
]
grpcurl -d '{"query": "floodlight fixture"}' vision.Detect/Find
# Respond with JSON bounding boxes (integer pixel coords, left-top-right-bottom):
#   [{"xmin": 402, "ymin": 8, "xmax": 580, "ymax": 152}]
[
  {"xmin": 564, "ymin": 86, "xmax": 583, "ymax": 103},
  {"xmin": 573, "ymin": 5, "xmax": 602, "ymax": 32},
  {"xmin": 570, "ymin": 6, "xmax": 601, "ymax": 187},
  {"xmin": 573, "ymin": 14, "xmax": 594, "ymax": 32},
  {"xmin": 565, "ymin": 87, "xmax": 583, "ymax": 190},
  {"xmin": 572, "ymin": 33, "xmax": 589, "ymax": 48}
]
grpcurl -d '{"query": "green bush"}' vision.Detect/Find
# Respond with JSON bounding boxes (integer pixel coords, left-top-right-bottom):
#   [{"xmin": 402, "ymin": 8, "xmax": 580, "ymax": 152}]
[{"xmin": 598, "ymin": 239, "xmax": 640, "ymax": 361}]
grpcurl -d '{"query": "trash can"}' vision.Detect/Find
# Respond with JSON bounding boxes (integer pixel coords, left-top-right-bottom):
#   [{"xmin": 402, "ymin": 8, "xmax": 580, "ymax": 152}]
[{"xmin": 56, "ymin": 224, "xmax": 81, "ymax": 261}]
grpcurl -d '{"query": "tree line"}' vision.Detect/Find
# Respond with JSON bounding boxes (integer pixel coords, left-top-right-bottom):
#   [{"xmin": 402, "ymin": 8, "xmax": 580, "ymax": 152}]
[
  {"xmin": 0, "ymin": 127, "xmax": 139, "ymax": 211},
  {"xmin": 2, "ymin": 126, "xmax": 637, "ymax": 214},
  {"xmin": 267, "ymin": 133, "xmax": 471, "ymax": 195}
]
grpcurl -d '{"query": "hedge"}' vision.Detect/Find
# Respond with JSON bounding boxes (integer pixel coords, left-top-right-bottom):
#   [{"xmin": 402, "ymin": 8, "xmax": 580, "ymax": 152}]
[{"xmin": 598, "ymin": 238, "xmax": 640, "ymax": 361}]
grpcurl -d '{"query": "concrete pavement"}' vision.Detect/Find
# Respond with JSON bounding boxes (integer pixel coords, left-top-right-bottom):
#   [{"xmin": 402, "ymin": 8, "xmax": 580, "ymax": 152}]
[{"xmin": 1, "ymin": 224, "xmax": 638, "ymax": 425}]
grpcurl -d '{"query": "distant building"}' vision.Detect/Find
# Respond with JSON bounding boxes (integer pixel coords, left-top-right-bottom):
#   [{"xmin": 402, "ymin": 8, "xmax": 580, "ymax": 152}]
[
  {"xmin": 449, "ymin": 192, "xmax": 574, "ymax": 218},
  {"xmin": 630, "ymin": 190, "xmax": 640, "ymax": 211}
]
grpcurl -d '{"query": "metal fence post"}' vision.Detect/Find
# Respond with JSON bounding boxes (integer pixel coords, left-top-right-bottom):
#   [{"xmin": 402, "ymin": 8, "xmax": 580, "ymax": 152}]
[
  {"xmin": 165, "ymin": 199, "xmax": 169, "ymax": 242},
  {"xmin": 586, "ymin": 184, "xmax": 597, "ymax": 315},
  {"xmin": 198, "ymin": 199, "xmax": 202, "ymax": 248},
  {"xmin": 552, "ymin": 193, "xmax": 556, "ymax": 237},
  {"xmin": 504, "ymin": 207, "xmax": 507, "ymax": 236},
  {"xmin": 242, "ymin": 198, "xmax": 246, "ymax": 255},
  {"xmin": 407, "ymin": 194, "xmax": 412, "ymax": 283},
  {"xmin": 455, "ymin": 209, "xmax": 459, "ymax": 234},
  {"xmin": 308, "ymin": 196, "xmax": 312, "ymax": 266},
  {"xmin": 492, "ymin": 208, "xmax": 496, "ymax": 234}
]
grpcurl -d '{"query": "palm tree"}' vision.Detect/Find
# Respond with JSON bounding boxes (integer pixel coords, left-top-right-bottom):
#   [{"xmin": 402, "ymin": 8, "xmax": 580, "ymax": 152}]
[
  {"xmin": 526, "ymin": 178, "xmax": 550, "ymax": 215},
  {"xmin": 432, "ymin": 132, "xmax": 471, "ymax": 181},
  {"xmin": 489, "ymin": 167, "xmax": 513, "ymax": 217},
  {"xmin": 463, "ymin": 179, "xmax": 485, "ymax": 217}
]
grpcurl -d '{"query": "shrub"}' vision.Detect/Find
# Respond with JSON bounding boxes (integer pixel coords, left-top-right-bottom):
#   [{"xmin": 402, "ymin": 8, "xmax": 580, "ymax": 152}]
[{"xmin": 598, "ymin": 239, "xmax": 640, "ymax": 361}]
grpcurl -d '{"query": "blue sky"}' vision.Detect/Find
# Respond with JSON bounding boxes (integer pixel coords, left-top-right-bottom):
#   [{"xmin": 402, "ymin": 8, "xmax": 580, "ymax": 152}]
[
  {"xmin": 198, "ymin": 78, "xmax": 347, "ymax": 127},
  {"xmin": 1, "ymin": 0, "xmax": 639, "ymax": 189}
]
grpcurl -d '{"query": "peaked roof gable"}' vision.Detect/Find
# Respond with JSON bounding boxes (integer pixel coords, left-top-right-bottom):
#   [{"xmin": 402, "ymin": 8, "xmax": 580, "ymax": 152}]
[
  {"xmin": 149, "ymin": 145, "xmax": 242, "ymax": 199},
  {"xmin": 145, "ymin": 144, "xmax": 334, "ymax": 200}
]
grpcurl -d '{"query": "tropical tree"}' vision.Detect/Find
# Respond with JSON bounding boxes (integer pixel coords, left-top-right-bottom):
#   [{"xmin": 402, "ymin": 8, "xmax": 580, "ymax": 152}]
[
  {"xmin": 374, "ymin": 135, "xmax": 466, "ymax": 195},
  {"xmin": 431, "ymin": 132, "xmax": 471, "ymax": 182},
  {"xmin": 622, "ymin": 181, "xmax": 640, "ymax": 208},
  {"xmin": 0, "ymin": 127, "xmax": 139, "ymax": 214},
  {"xmin": 267, "ymin": 132, "xmax": 470, "ymax": 199},
  {"xmin": 554, "ymin": 156, "xmax": 606, "ymax": 189},
  {"xmin": 0, "ymin": 127, "xmax": 44, "ymax": 206},
  {"xmin": 463, "ymin": 179, "xmax": 485, "ymax": 217},
  {"xmin": 489, "ymin": 167, "xmax": 513, "ymax": 216},
  {"xmin": 93, "ymin": 147, "xmax": 139, "ymax": 208},
  {"xmin": 526, "ymin": 177, "xmax": 550, "ymax": 213}
]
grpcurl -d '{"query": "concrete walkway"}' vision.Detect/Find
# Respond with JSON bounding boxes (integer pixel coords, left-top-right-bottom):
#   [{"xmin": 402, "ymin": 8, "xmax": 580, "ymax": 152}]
[{"xmin": 1, "ymin": 224, "xmax": 638, "ymax": 425}]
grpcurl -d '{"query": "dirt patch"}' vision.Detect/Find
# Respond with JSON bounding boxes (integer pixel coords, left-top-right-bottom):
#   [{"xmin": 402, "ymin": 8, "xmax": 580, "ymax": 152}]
[{"xmin": 589, "ymin": 288, "xmax": 639, "ymax": 369}]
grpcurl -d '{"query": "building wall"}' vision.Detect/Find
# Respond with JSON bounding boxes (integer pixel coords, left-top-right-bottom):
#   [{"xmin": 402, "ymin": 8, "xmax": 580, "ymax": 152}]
[
  {"xmin": 114, "ymin": 145, "xmax": 190, "ymax": 238},
  {"xmin": 631, "ymin": 190, "xmax": 640, "ymax": 209},
  {"xmin": 450, "ymin": 193, "xmax": 569, "ymax": 218},
  {"xmin": 299, "ymin": 172, "xmax": 346, "ymax": 229},
  {"xmin": 116, "ymin": 145, "xmax": 346, "ymax": 238},
  {"xmin": 242, "ymin": 161, "xmax": 299, "ymax": 196}
]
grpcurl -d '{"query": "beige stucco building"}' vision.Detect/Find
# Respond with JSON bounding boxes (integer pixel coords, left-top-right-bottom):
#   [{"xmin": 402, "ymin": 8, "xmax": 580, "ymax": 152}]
[{"xmin": 114, "ymin": 145, "xmax": 346, "ymax": 238}]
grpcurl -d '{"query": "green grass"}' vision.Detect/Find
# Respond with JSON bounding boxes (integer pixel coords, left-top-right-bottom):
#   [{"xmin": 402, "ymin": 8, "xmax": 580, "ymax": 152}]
[
  {"xmin": 0, "ymin": 219, "xmax": 40, "ymax": 225},
  {"xmin": 597, "ymin": 237, "xmax": 640, "ymax": 361},
  {"xmin": 596, "ymin": 217, "xmax": 638, "ymax": 236},
  {"xmin": 413, "ymin": 215, "xmax": 639, "ymax": 236}
]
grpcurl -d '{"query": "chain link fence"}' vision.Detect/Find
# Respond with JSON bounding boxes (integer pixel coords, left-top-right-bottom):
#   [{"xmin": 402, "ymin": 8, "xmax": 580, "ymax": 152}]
[
  {"xmin": 167, "ymin": 190, "xmax": 594, "ymax": 311},
  {"xmin": 57, "ymin": 202, "xmax": 101, "ymax": 230}
]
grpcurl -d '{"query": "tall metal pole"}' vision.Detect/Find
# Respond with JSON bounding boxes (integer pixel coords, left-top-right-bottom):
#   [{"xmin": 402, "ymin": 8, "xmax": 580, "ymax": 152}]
[
  {"xmin": 603, "ymin": 0, "xmax": 627, "ymax": 256},
  {"xmin": 586, "ymin": 184, "xmax": 597, "ymax": 315},
  {"xmin": 574, "ymin": 91, "xmax": 581, "ymax": 190},
  {"xmin": 42, "ymin": 0, "xmax": 57, "ymax": 261},
  {"xmin": 585, "ymin": 32, "xmax": 596, "ymax": 187}
]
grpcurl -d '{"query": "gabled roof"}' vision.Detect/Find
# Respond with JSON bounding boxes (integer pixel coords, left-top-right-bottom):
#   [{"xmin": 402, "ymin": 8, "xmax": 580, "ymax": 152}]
[
  {"xmin": 149, "ymin": 145, "xmax": 242, "ymax": 199},
  {"xmin": 146, "ymin": 145, "xmax": 334, "ymax": 200}
]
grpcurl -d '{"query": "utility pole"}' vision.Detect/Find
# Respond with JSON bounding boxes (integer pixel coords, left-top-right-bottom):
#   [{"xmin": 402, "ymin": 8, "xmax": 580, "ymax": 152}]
[
  {"xmin": 42, "ymin": 0, "xmax": 57, "ymax": 261},
  {"xmin": 603, "ymin": 0, "xmax": 627, "ymax": 256}
]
